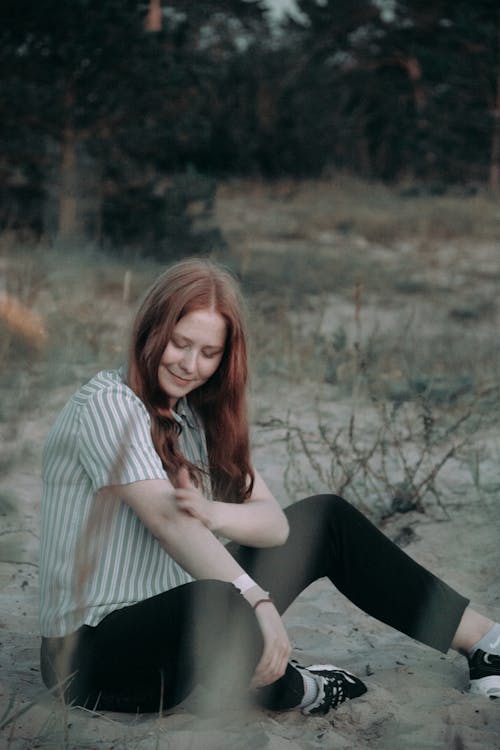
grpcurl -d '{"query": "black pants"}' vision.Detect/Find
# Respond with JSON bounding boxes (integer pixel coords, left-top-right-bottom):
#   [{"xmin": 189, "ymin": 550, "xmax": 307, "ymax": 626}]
[{"xmin": 40, "ymin": 494, "xmax": 469, "ymax": 713}]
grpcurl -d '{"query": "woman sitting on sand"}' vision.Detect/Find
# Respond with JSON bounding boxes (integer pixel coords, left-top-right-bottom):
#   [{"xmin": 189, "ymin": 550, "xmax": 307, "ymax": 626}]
[{"xmin": 39, "ymin": 259, "xmax": 500, "ymax": 715}]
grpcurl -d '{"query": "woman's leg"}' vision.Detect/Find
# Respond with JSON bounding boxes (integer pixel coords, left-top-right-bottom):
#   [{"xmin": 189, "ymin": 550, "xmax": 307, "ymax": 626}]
[
  {"xmin": 451, "ymin": 609, "xmax": 494, "ymax": 652},
  {"xmin": 41, "ymin": 580, "xmax": 264, "ymax": 713},
  {"xmin": 39, "ymin": 495, "xmax": 492, "ymax": 714},
  {"xmin": 228, "ymin": 494, "xmax": 469, "ymax": 653}
]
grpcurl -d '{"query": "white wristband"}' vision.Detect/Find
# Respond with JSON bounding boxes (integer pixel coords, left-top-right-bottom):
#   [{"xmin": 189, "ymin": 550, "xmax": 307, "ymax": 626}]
[{"xmin": 232, "ymin": 573, "xmax": 257, "ymax": 594}]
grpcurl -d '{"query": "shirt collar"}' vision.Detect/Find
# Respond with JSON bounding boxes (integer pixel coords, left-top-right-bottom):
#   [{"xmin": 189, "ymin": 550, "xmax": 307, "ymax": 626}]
[{"xmin": 171, "ymin": 397, "xmax": 196, "ymax": 430}]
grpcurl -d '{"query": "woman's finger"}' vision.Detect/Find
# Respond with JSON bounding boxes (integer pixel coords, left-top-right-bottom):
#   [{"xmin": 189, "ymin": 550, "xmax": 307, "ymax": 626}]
[
  {"xmin": 176, "ymin": 466, "xmax": 194, "ymax": 489},
  {"xmin": 251, "ymin": 645, "xmax": 289, "ymax": 687}
]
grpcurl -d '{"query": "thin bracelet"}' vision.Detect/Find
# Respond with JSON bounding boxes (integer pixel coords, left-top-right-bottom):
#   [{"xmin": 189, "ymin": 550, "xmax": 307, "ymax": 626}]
[{"xmin": 253, "ymin": 597, "xmax": 273, "ymax": 610}]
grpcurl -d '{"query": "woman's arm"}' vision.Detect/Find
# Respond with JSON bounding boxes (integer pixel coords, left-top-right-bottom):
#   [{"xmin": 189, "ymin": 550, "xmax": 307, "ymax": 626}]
[
  {"xmin": 175, "ymin": 468, "xmax": 289, "ymax": 547},
  {"xmin": 104, "ymin": 478, "xmax": 247, "ymax": 581},
  {"xmin": 101, "ymin": 477, "xmax": 291, "ymax": 686}
]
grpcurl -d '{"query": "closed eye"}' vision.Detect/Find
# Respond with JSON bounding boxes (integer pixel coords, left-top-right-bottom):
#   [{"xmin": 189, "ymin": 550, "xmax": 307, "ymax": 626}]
[{"xmin": 171, "ymin": 338, "xmax": 190, "ymax": 350}]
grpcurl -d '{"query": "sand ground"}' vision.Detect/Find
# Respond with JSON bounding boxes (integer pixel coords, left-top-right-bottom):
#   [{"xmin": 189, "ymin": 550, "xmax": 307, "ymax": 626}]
[{"xmin": 1, "ymin": 434, "xmax": 499, "ymax": 749}]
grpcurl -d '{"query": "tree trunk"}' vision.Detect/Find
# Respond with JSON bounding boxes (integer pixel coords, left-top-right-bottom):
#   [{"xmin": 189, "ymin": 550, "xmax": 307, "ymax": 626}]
[
  {"xmin": 58, "ymin": 89, "xmax": 79, "ymax": 238},
  {"xmin": 145, "ymin": 0, "xmax": 162, "ymax": 32},
  {"xmin": 490, "ymin": 73, "xmax": 500, "ymax": 191}
]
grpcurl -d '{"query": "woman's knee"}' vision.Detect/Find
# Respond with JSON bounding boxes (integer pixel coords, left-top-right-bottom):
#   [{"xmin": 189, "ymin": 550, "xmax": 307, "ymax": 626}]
[
  {"xmin": 286, "ymin": 493, "xmax": 368, "ymax": 550},
  {"xmin": 291, "ymin": 492, "xmax": 354, "ymax": 521}
]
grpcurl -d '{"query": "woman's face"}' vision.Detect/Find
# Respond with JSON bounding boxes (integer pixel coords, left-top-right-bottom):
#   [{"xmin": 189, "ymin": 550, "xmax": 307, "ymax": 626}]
[{"xmin": 158, "ymin": 308, "xmax": 227, "ymax": 407}]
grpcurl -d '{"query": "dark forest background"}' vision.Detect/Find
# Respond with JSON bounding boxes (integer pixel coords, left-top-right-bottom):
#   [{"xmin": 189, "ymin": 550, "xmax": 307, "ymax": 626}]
[{"xmin": 1, "ymin": 0, "xmax": 499, "ymax": 256}]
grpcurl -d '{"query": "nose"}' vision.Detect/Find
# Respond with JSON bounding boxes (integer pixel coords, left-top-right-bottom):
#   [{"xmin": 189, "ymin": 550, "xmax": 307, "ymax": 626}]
[{"xmin": 179, "ymin": 348, "xmax": 196, "ymax": 373}]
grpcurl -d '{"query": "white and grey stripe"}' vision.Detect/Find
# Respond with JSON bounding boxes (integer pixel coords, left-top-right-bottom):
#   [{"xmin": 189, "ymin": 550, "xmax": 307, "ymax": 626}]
[{"xmin": 39, "ymin": 368, "xmax": 209, "ymax": 637}]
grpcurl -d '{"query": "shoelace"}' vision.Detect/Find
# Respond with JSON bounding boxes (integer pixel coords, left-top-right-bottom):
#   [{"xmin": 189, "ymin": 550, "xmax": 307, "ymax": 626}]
[{"xmin": 323, "ymin": 675, "xmax": 347, "ymax": 709}]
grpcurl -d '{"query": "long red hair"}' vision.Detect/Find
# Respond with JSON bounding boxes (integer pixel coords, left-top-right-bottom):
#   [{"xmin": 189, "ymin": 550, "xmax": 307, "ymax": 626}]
[{"xmin": 127, "ymin": 259, "xmax": 253, "ymax": 502}]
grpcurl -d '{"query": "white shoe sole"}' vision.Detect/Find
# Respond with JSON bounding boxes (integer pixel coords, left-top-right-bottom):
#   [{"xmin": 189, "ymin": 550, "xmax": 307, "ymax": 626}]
[{"xmin": 469, "ymin": 676, "xmax": 500, "ymax": 699}]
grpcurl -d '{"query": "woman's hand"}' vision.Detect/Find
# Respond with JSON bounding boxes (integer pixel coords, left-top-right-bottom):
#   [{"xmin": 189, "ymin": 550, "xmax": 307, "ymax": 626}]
[
  {"xmin": 174, "ymin": 467, "xmax": 215, "ymax": 529},
  {"xmin": 250, "ymin": 601, "xmax": 292, "ymax": 688},
  {"xmin": 174, "ymin": 468, "xmax": 291, "ymax": 686}
]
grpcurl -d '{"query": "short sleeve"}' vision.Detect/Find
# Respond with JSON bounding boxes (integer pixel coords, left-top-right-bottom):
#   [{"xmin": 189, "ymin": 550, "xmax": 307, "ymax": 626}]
[{"xmin": 78, "ymin": 385, "xmax": 167, "ymax": 491}]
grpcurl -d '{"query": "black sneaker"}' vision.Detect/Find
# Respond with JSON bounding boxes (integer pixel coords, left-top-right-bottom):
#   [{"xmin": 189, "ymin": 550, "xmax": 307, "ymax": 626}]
[
  {"xmin": 469, "ymin": 649, "xmax": 500, "ymax": 699},
  {"xmin": 298, "ymin": 663, "xmax": 367, "ymax": 715}
]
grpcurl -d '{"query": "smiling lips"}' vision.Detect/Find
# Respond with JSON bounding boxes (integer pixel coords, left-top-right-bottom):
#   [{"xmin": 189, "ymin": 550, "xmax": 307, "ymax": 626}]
[{"xmin": 167, "ymin": 369, "xmax": 193, "ymax": 384}]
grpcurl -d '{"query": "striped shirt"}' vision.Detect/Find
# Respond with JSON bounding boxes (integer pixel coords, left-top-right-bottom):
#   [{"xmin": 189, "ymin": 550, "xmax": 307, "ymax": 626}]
[{"xmin": 39, "ymin": 368, "xmax": 210, "ymax": 637}]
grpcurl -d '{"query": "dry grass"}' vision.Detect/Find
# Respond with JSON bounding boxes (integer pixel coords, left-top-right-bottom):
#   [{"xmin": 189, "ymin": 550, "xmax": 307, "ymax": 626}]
[
  {"xmin": 1, "ymin": 177, "xmax": 498, "ymax": 497},
  {"xmin": 217, "ymin": 175, "xmax": 500, "ymax": 246},
  {"xmin": 0, "ymin": 177, "xmax": 499, "ymax": 747}
]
